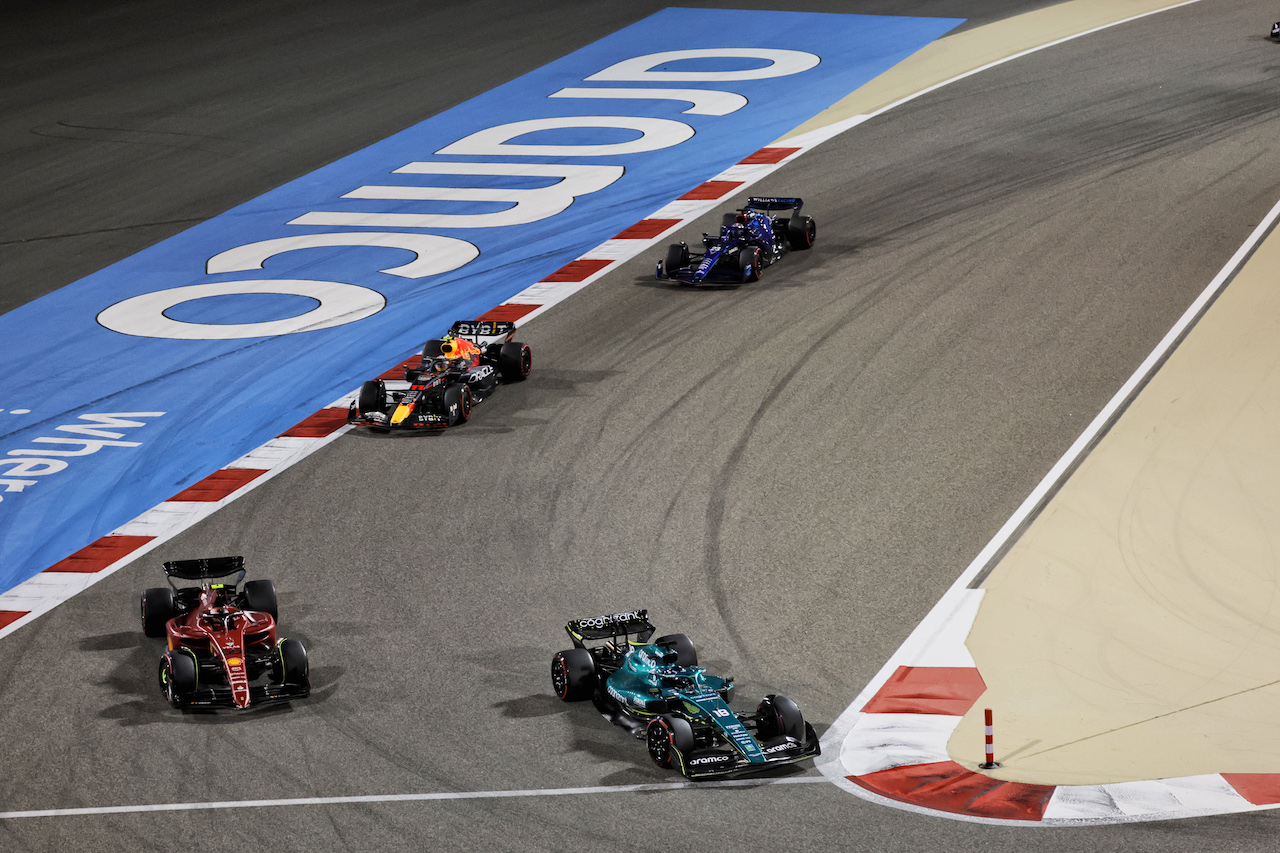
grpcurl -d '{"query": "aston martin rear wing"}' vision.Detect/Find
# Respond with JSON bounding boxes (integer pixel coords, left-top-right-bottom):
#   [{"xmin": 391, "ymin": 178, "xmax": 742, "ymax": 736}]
[
  {"xmin": 744, "ymin": 196, "xmax": 802, "ymax": 213},
  {"xmin": 566, "ymin": 609, "xmax": 656, "ymax": 645}
]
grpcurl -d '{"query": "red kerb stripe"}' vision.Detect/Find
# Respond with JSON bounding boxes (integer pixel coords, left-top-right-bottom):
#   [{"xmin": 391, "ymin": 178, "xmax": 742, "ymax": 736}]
[
  {"xmin": 540, "ymin": 259, "xmax": 612, "ymax": 282},
  {"xmin": 280, "ymin": 407, "xmax": 350, "ymax": 438},
  {"xmin": 861, "ymin": 666, "xmax": 987, "ymax": 716},
  {"xmin": 850, "ymin": 761, "xmax": 1055, "ymax": 821},
  {"xmin": 0, "ymin": 611, "xmax": 30, "ymax": 629},
  {"xmin": 679, "ymin": 181, "xmax": 743, "ymax": 200},
  {"xmin": 171, "ymin": 469, "xmax": 268, "ymax": 502},
  {"xmin": 738, "ymin": 147, "xmax": 800, "ymax": 164},
  {"xmin": 476, "ymin": 303, "xmax": 542, "ymax": 323},
  {"xmin": 613, "ymin": 219, "xmax": 682, "ymax": 239},
  {"xmin": 45, "ymin": 535, "xmax": 156, "ymax": 574},
  {"xmin": 1222, "ymin": 774, "xmax": 1280, "ymax": 805}
]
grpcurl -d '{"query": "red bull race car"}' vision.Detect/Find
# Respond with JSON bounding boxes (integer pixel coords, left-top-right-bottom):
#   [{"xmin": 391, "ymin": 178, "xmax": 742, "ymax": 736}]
[
  {"xmin": 551, "ymin": 610, "xmax": 820, "ymax": 779},
  {"xmin": 656, "ymin": 196, "xmax": 816, "ymax": 285},
  {"xmin": 140, "ymin": 556, "xmax": 310, "ymax": 711},
  {"xmin": 348, "ymin": 320, "xmax": 532, "ymax": 431}
]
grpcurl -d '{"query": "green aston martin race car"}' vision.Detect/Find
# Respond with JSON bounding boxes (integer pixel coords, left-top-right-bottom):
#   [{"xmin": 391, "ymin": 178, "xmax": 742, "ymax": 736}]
[{"xmin": 551, "ymin": 610, "xmax": 820, "ymax": 779}]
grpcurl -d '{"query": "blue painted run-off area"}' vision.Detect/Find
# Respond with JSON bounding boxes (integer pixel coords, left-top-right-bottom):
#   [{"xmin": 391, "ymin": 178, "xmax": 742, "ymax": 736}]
[{"xmin": 0, "ymin": 9, "xmax": 961, "ymax": 594}]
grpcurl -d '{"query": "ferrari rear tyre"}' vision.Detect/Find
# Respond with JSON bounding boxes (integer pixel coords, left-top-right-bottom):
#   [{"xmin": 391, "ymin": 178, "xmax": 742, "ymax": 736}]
[
  {"xmin": 756, "ymin": 694, "xmax": 805, "ymax": 741},
  {"xmin": 159, "ymin": 651, "xmax": 197, "ymax": 708},
  {"xmin": 654, "ymin": 633, "xmax": 697, "ymax": 667},
  {"xmin": 664, "ymin": 242, "xmax": 689, "ymax": 274},
  {"xmin": 738, "ymin": 246, "xmax": 762, "ymax": 283},
  {"xmin": 242, "ymin": 579, "xmax": 278, "ymax": 620},
  {"xmin": 787, "ymin": 215, "xmax": 815, "ymax": 250},
  {"xmin": 141, "ymin": 587, "xmax": 176, "ymax": 638},
  {"xmin": 647, "ymin": 714, "xmax": 695, "ymax": 769},
  {"xmin": 498, "ymin": 342, "xmax": 532, "ymax": 382},
  {"xmin": 277, "ymin": 638, "xmax": 310, "ymax": 688},
  {"xmin": 443, "ymin": 384, "xmax": 472, "ymax": 425},
  {"xmin": 358, "ymin": 380, "xmax": 385, "ymax": 416},
  {"xmin": 551, "ymin": 648, "xmax": 596, "ymax": 701}
]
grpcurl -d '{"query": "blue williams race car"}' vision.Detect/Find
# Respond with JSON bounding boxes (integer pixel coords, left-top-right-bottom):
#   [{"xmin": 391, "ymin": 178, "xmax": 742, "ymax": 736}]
[
  {"xmin": 551, "ymin": 610, "xmax": 820, "ymax": 779},
  {"xmin": 656, "ymin": 196, "xmax": 816, "ymax": 285}
]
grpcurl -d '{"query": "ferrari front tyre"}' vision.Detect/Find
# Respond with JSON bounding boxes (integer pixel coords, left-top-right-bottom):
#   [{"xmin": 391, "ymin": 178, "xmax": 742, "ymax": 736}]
[
  {"xmin": 647, "ymin": 714, "xmax": 695, "ymax": 770},
  {"xmin": 756, "ymin": 694, "xmax": 805, "ymax": 741},
  {"xmin": 442, "ymin": 383, "xmax": 472, "ymax": 425},
  {"xmin": 277, "ymin": 638, "xmax": 310, "ymax": 688},
  {"xmin": 498, "ymin": 341, "xmax": 532, "ymax": 382},
  {"xmin": 242, "ymin": 579, "xmax": 278, "ymax": 620},
  {"xmin": 787, "ymin": 215, "xmax": 816, "ymax": 250},
  {"xmin": 357, "ymin": 379, "xmax": 386, "ymax": 416},
  {"xmin": 141, "ymin": 587, "xmax": 176, "ymax": 638},
  {"xmin": 653, "ymin": 633, "xmax": 697, "ymax": 667},
  {"xmin": 551, "ymin": 648, "xmax": 596, "ymax": 701},
  {"xmin": 664, "ymin": 242, "xmax": 689, "ymax": 274},
  {"xmin": 159, "ymin": 651, "xmax": 197, "ymax": 708},
  {"xmin": 738, "ymin": 246, "xmax": 762, "ymax": 283}
]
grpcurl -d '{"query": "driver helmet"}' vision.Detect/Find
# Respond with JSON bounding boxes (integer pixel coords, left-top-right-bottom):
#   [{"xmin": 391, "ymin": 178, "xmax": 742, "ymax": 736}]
[{"xmin": 439, "ymin": 336, "xmax": 462, "ymax": 358}]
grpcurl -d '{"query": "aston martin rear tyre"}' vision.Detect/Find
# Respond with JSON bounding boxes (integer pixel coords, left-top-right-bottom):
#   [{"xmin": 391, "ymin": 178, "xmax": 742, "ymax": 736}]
[
  {"xmin": 551, "ymin": 648, "xmax": 596, "ymax": 701},
  {"xmin": 653, "ymin": 633, "xmax": 697, "ymax": 667}
]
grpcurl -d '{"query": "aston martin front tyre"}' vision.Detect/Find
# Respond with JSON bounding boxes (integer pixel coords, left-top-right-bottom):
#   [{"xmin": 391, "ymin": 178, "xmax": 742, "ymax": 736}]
[
  {"xmin": 551, "ymin": 648, "xmax": 596, "ymax": 701},
  {"xmin": 647, "ymin": 714, "xmax": 694, "ymax": 769},
  {"xmin": 756, "ymin": 694, "xmax": 805, "ymax": 741}
]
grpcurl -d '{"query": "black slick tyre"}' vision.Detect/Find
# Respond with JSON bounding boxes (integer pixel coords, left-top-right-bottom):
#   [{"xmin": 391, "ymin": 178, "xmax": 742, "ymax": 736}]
[
  {"xmin": 442, "ymin": 384, "xmax": 472, "ymax": 425},
  {"xmin": 277, "ymin": 638, "xmax": 310, "ymax": 688},
  {"xmin": 756, "ymin": 694, "xmax": 805, "ymax": 741},
  {"xmin": 647, "ymin": 714, "xmax": 694, "ymax": 769},
  {"xmin": 653, "ymin": 633, "xmax": 697, "ymax": 667},
  {"xmin": 358, "ymin": 380, "xmax": 385, "ymax": 416},
  {"xmin": 664, "ymin": 243, "xmax": 689, "ymax": 275},
  {"xmin": 141, "ymin": 587, "xmax": 176, "ymax": 638},
  {"xmin": 497, "ymin": 342, "xmax": 532, "ymax": 382},
  {"xmin": 159, "ymin": 651, "xmax": 197, "ymax": 708},
  {"xmin": 551, "ymin": 648, "xmax": 596, "ymax": 701},
  {"xmin": 242, "ymin": 579, "xmax": 278, "ymax": 619},
  {"xmin": 738, "ymin": 246, "xmax": 762, "ymax": 283},
  {"xmin": 787, "ymin": 215, "xmax": 816, "ymax": 250}
]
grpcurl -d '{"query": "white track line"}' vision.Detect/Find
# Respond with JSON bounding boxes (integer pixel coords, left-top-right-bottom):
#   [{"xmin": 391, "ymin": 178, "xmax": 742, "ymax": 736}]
[{"xmin": 0, "ymin": 776, "xmax": 827, "ymax": 820}]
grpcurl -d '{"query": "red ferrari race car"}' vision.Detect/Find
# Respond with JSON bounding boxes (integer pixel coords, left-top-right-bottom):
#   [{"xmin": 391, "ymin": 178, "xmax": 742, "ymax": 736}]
[
  {"xmin": 140, "ymin": 556, "xmax": 310, "ymax": 710},
  {"xmin": 348, "ymin": 320, "xmax": 532, "ymax": 431}
]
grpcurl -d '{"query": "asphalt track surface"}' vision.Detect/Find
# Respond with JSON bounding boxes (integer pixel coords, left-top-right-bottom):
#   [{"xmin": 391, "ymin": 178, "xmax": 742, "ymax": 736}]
[{"xmin": 4, "ymin": 1, "xmax": 1280, "ymax": 850}]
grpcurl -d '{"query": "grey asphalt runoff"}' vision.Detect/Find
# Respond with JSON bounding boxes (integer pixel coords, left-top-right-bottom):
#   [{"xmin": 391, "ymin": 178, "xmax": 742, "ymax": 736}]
[{"xmin": 3, "ymin": 0, "xmax": 1280, "ymax": 851}]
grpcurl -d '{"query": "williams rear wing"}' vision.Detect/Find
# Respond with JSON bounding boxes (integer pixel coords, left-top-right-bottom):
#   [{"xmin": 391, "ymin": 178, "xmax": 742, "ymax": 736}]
[{"xmin": 744, "ymin": 196, "xmax": 802, "ymax": 213}]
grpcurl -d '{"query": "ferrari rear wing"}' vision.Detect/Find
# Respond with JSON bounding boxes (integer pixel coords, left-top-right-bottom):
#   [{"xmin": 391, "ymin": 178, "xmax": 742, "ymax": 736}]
[
  {"xmin": 744, "ymin": 196, "xmax": 802, "ymax": 213},
  {"xmin": 164, "ymin": 556, "xmax": 245, "ymax": 581}
]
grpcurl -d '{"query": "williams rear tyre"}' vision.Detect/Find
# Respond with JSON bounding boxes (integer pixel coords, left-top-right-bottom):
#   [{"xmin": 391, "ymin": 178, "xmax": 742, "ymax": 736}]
[
  {"xmin": 664, "ymin": 242, "xmax": 689, "ymax": 275},
  {"xmin": 738, "ymin": 246, "xmax": 762, "ymax": 283},
  {"xmin": 141, "ymin": 587, "xmax": 176, "ymax": 638},
  {"xmin": 755, "ymin": 694, "xmax": 805, "ymax": 741},
  {"xmin": 498, "ymin": 342, "xmax": 532, "ymax": 382},
  {"xmin": 357, "ymin": 380, "xmax": 386, "ymax": 416},
  {"xmin": 647, "ymin": 714, "xmax": 695, "ymax": 770},
  {"xmin": 276, "ymin": 638, "xmax": 310, "ymax": 688},
  {"xmin": 653, "ymin": 633, "xmax": 697, "ymax": 667},
  {"xmin": 159, "ymin": 651, "xmax": 197, "ymax": 708},
  {"xmin": 442, "ymin": 383, "xmax": 473, "ymax": 425},
  {"xmin": 787, "ymin": 214, "xmax": 816, "ymax": 250},
  {"xmin": 242, "ymin": 579, "xmax": 278, "ymax": 620},
  {"xmin": 551, "ymin": 648, "xmax": 597, "ymax": 701}
]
